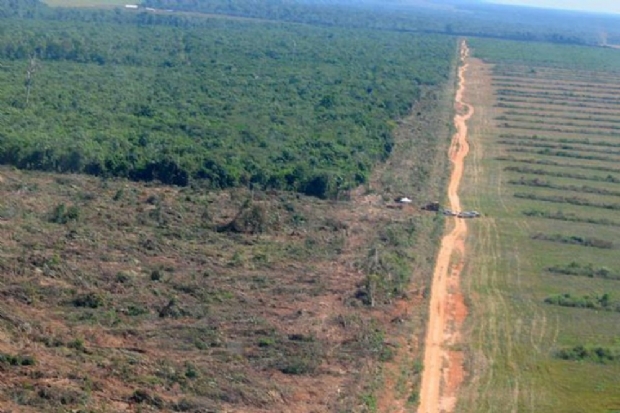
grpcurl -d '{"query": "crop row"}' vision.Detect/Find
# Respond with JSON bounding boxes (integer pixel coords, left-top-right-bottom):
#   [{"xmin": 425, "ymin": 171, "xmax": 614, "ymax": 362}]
[
  {"xmin": 501, "ymin": 158, "xmax": 620, "ymax": 176},
  {"xmin": 506, "ymin": 147, "xmax": 620, "ymax": 161},
  {"xmin": 493, "ymin": 82, "xmax": 620, "ymax": 96},
  {"xmin": 498, "ymin": 116, "xmax": 620, "ymax": 132},
  {"xmin": 523, "ymin": 209, "xmax": 620, "ymax": 227},
  {"xmin": 544, "ymin": 293, "xmax": 619, "ymax": 311},
  {"xmin": 511, "ymin": 178, "xmax": 620, "ymax": 197},
  {"xmin": 500, "ymin": 140, "xmax": 620, "ymax": 157},
  {"xmin": 531, "ymin": 233, "xmax": 614, "ymax": 249},
  {"xmin": 547, "ymin": 261, "xmax": 620, "ymax": 280},
  {"xmin": 492, "ymin": 69, "xmax": 620, "ymax": 84},
  {"xmin": 496, "ymin": 89, "xmax": 620, "ymax": 104},
  {"xmin": 496, "ymin": 102, "xmax": 620, "ymax": 117},
  {"xmin": 497, "ymin": 96, "xmax": 620, "ymax": 111},
  {"xmin": 493, "ymin": 80, "xmax": 620, "ymax": 93},
  {"xmin": 515, "ymin": 192, "xmax": 620, "ymax": 211},
  {"xmin": 499, "ymin": 134, "xmax": 620, "ymax": 149},
  {"xmin": 555, "ymin": 345, "xmax": 620, "ymax": 364},
  {"xmin": 500, "ymin": 111, "xmax": 620, "ymax": 126}
]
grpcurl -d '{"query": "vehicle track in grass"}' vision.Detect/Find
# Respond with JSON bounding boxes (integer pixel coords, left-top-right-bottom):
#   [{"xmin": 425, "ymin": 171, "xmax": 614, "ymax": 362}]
[{"xmin": 416, "ymin": 40, "xmax": 472, "ymax": 413}]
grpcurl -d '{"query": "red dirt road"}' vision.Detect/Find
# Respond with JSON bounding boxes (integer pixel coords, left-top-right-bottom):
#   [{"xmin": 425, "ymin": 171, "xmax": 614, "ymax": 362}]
[{"xmin": 417, "ymin": 41, "xmax": 472, "ymax": 413}]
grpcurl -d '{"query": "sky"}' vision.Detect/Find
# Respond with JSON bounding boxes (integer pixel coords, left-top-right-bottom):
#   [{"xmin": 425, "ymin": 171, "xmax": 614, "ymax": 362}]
[{"xmin": 487, "ymin": 0, "xmax": 620, "ymax": 15}]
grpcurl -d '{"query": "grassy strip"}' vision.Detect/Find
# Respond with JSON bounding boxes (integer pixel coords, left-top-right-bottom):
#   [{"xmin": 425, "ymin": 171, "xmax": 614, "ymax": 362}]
[
  {"xmin": 531, "ymin": 233, "xmax": 614, "ymax": 249},
  {"xmin": 500, "ymin": 141, "xmax": 620, "ymax": 156},
  {"xmin": 547, "ymin": 262, "xmax": 620, "ymax": 280},
  {"xmin": 506, "ymin": 147, "xmax": 620, "ymax": 161},
  {"xmin": 497, "ymin": 96, "xmax": 617, "ymax": 111},
  {"xmin": 498, "ymin": 116, "xmax": 620, "ymax": 132},
  {"xmin": 496, "ymin": 89, "xmax": 620, "ymax": 104},
  {"xmin": 523, "ymin": 209, "xmax": 620, "ymax": 227},
  {"xmin": 501, "ymin": 159, "xmax": 620, "ymax": 176},
  {"xmin": 515, "ymin": 192, "xmax": 620, "ymax": 211},
  {"xmin": 500, "ymin": 111, "xmax": 620, "ymax": 126},
  {"xmin": 492, "ymin": 69, "xmax": 620, "ymax": 84},
  {"xmin": 496, "ymin": 102, "xmax": 620, "ymax": 117},
  {"xmin": 544, "ymin": 293, "xmax": 620, "ymax": 311},
  {"xmin": 499, "ymin": 134, "xmax": 620, "ymax": 149},
  {"xmin": 493, "ymin": 81, "xmax": 620, "ymax": 93},
  {"xmin": 556, "ymin": 345, "xmax": 620, "ymax": 364},
  {"xmin": 509, "ymin": 178, "xmax": 620, "ymax": 197}
]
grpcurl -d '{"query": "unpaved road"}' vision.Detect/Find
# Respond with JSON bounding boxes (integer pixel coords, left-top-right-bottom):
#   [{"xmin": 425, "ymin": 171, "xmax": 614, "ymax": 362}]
[{"xmin": 417, "ymin": 41, "xmax": 473, "ymax": 413}]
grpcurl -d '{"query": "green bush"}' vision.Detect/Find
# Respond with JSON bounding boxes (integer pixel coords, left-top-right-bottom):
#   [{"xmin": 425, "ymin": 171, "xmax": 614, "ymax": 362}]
[{"xmin": 48, "ymin": 204, "xmax": 80, "ymax": 224}]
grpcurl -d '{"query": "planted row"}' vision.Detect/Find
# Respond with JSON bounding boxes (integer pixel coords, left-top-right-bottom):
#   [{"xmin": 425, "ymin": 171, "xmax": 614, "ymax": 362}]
[
  {"xmin": 515, "ymin": 192, "xmax": 620, "ymax": 211},
  {"xmin": 496, "ymin": 88, "xmax": 620, "ymax": 104},
  {"xmin": 503, "ymin": 161, "xmax": 620, "ymax": 177},
  {"xmin": 523, "ymin": 209, "xmax": 620, "ymax": 227},
  {"xmin": 499, "ymin": 111, "xmax": 620, "ymax": 126},
  {"xmin": 544, "ymin": 292, "xmax": 619, "ymax": 311},
  {"xmin": 506, "ymin": 147, "xmax": 620, "ymax": 162},
  {"xmin": 531, "ymin": 233, "xmax": 613, "ymax": 249},
  {"xmin": 556, "ymin": 345, "xmax": 620, "ymax": 364},
  {"xmin": 501, "ymin": 124, "xmax": 620, "ymax": 139},
  {"xmin": 499, "ymin": 134, "xmax": 620, "ymax": 149},
  {"xmin": 496, "ymin": 102, "xmax": 620, "ymax": 118},
  {"xmin": 547, "ymin": 261, "xmax": 619, "ymax": 280},
  {"xmin": 497, "ymin": 96, "xmax": 615, "ymax": 111},
  {"xmin": 498, "ymin": 116, "xmax": 620, "ymax": 132},
  {"xmin": 509, "ymin": 178, "xmax": 620, "ymax": 197}
]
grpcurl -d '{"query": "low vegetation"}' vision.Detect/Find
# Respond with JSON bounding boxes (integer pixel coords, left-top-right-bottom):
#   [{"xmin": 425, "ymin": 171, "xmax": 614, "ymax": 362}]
[
  {"xmin": 547, "ymin": 262, "xmax": 620, "ymax": 280},
  {"xmin": 544, "ymin": 293, "xmax": 620, "ymax": 312},
  {"xmin": 515, "ymin": 192, "xmax": 620, "ymax": 211},
  {"xmin": 510, "ymin": 178, "xmax": 620, "ymax": 197},
  {"xmin": 504, "ymin": 164, "xmax": 620, "ymax": 181},
  {"xmin": 531, "ymin": 233, "xmax": 614, "ymax": 249},
  {"xmin": 459, "ymin": 37, "xmax": 620, "ymax": 412},
  {"xmin": 523, "ymin": 209, "xmax": 620, "ymax": 227},
  {"xmin": 556, "ymin": 345, "xmax": 620, "ymax": 364}
]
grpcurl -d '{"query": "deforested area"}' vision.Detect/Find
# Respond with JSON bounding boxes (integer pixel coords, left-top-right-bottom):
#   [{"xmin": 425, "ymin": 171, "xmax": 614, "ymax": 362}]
[
  {"xmin": 4, "ymin": 0, "xmax": 620, "ymax": 412},
  {"xmin": 0, "ymin": 0, "xmax": 459, "ymax": 411}
]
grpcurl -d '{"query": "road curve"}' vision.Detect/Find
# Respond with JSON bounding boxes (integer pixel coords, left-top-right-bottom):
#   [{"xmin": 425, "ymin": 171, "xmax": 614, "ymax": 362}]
[{"xmin": 417, "ymin": 40, "xmax": 473, "ymax": 413}]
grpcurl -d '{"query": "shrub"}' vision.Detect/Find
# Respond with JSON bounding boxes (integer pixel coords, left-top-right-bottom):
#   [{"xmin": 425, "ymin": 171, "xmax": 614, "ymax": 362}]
[
  {"xmin": 556, "ymin": 345, "xmax": 620, "ymax": 363},
  {"xmin": 48, "ymin": 204, "xmax": 80, "ymax": 224},
  {"xmin": 0, "ymin": 353, "xmax": 36, "ymax": 366},
  {"xmin": 72, "ymin": 292, "xmax": 105, "ymax": 309}
]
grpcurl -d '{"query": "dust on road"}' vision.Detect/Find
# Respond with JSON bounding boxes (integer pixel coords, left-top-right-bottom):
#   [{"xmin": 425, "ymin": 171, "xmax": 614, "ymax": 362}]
[{"xmin": 417, "ymin": 40, "xmax": 473, "ymax": 413}]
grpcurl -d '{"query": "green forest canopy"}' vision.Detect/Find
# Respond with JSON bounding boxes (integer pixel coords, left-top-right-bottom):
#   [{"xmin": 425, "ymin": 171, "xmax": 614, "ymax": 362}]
[{"xmin": 0, "ymin": 9, "xmax": 455, "ymax": 197}]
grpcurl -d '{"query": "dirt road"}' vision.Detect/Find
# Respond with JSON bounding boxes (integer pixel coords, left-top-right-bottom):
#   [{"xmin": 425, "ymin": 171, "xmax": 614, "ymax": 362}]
[{"xmin": 417, "ymin": 40, "xmax": 473, "ymax": 413}]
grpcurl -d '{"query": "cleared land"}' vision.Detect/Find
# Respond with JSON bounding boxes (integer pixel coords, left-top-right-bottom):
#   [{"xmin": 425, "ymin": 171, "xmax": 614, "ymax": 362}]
[
  {"xmin": 0, "ymin": 77, "xmax": 456, "ymax": 412},
  {"xmin": 456, "ymin": 40, "xmax": 620, "ymax": 412}
]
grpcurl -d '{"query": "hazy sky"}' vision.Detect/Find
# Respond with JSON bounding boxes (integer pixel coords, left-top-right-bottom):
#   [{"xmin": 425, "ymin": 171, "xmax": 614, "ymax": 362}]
[{"xmin": 488, "ymin": 0, "xmax": 620, "ymax": 14}]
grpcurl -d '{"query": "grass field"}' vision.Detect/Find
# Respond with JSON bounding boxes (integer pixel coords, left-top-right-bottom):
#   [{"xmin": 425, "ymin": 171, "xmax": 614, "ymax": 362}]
[{"xmin": 456, "ymin": 39, "xmax": 620, "ymax": 412}]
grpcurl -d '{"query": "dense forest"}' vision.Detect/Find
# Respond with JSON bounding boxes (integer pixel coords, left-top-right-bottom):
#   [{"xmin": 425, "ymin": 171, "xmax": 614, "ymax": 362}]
[
  {"xmin": 2, "ymin": 0, "xmax": 620, "ymax": 196},
  {"xmin": 0, "ymin": 4, "xmax": 454, "ymax": 196},
  {"xmin": 140, "ymin": 0, "xmax": 620, "ymax": 45}
]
